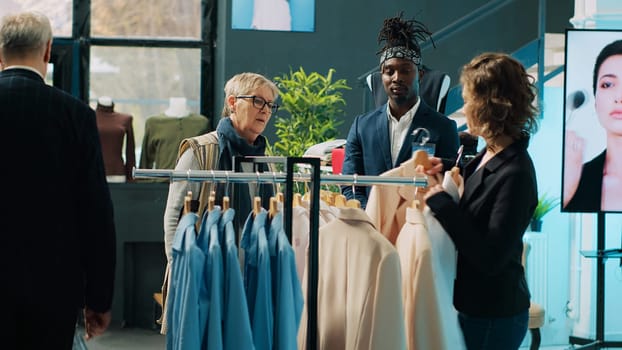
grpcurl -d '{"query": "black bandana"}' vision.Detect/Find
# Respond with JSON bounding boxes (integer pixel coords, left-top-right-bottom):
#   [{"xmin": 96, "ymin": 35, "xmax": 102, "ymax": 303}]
[{"xmin": 380, "ymin": 46, "xmax": 422, "ymax": 66}]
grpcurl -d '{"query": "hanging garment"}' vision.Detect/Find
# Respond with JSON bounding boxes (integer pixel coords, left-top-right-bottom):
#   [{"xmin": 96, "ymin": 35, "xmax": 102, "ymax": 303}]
[
  {"xmin": 298, "ymin": 208, "xmax": 406, "ymax": 350},
  {"xmin": 240, "ymin": 209, "xmax": 274, "ymax": 350},
  {"xmin": 269, "ymin": 212, "xmax": 304, "ymax": 350},
  {"xmin": 291, "ymin": 205, "xmax": 310, "ymax": 282},
  {"xmin": 139, "ymin": 114, "xmax": 209, "ymax": 170},
  {"xmin": 423, "ymin": 170, "xmax": 462, "ymax": 297},
  {"xmin": 197, "ymin": 207, "xmax": 224, "ymax": 349},
  {"xmin": 166, "ymin": 213, "xmax": 204, "ymax": 350},
  {"xmin": 365, "ymin": 157, "xmax": 420, "ymax": 244},
  {"xmin": 218, "ymin": 207, "xmax": 254, "ymax": 350},
  {"xmin": 397, "ymin": 206, "xmax": 465, "ymax": 350},
  {"xmin": 95, "ymin": 103, "xmax": 136, "ymax": 180}
]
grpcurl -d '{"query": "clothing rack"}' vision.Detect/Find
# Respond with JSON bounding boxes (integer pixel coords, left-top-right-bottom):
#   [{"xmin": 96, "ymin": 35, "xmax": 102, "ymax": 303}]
[
  {"xmin": 133, "ymin": 157, "xmax": 428, "ymax": 350},
  {"xmin": 132, "ymin": 168, "xmax": 428, "ymax": 187}
]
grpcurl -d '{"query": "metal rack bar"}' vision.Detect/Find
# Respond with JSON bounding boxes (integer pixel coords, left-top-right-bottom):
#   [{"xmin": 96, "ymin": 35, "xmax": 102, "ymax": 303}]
[{"xmin": 133, "ymin": 168, "xmax": 428, "ymax": 187}]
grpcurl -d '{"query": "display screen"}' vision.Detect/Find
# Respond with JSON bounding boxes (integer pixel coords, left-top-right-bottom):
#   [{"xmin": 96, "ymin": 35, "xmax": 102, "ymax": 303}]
[
  {"xmin": 562, "ymin": 29, "xmax": 622, "ymax": 213},
  {"xmin": 231, "ymin": 0, "xmax": 315, "ymax": 32}
]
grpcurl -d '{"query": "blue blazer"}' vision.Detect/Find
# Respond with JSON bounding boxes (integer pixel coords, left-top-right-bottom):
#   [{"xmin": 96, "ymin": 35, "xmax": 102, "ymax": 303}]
[{"xmin": 342, "ymin": 101, "xmax": 459, "ymax": 207}]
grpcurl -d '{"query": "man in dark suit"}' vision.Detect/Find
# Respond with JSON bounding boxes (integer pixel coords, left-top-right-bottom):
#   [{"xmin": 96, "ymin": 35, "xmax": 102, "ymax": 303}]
[
  {"xmin": 0, "ymin": 12, "xmax": 116, "ymax": 349},
  {"xmin": 342, "ymin": 13, "xmax": 459, "ymax": 208}
]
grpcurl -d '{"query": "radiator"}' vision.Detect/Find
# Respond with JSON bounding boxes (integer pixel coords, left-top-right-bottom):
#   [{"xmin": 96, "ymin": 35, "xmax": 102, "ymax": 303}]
[{"xmin": 523, "ymin": 232, "xmax": 549, "ymax": 310}]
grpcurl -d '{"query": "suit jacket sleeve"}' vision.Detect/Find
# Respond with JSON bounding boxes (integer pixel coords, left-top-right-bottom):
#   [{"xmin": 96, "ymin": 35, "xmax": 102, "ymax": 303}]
[
  {"xmin": 426, "ymin": 167, "xmax": 535, "ymax": 275},
  {"xmin": 79, "ymin": 107, "xmax": 117, "ymax": 312},
  {"xmin": 341, "ymin": 116, "xmax": 369, "ymax": 206}
]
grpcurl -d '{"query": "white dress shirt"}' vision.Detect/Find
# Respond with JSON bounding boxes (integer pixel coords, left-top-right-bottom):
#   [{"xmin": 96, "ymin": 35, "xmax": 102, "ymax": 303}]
[{"xmin": 386, "ymin": 99, "xmax": 420, "ymax": 166}]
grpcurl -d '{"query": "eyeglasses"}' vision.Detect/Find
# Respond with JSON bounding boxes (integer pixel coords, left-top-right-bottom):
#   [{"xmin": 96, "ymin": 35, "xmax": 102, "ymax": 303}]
[{"xmin": 236, "ymin": 95, "xmax": 279, "ymax": 113}]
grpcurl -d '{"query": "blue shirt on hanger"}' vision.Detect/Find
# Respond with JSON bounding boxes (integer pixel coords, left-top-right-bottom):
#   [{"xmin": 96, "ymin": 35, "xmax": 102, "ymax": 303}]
[
  {"xmin": 270, "ymin": 212, "xmax": 304, "ymax": 350},
  {"xmin": 166, "ymin": 212, "xmax": 205, "ymax": 350},
  {"xmin": 240, "ymin": 209, "xmax": 274, "ymax": 350},
  {"xmin": 219, "ymin": 207, "xmax": 254, "ymax": 350},
  {"xmin": 197, "ymin": 207, "xmax": 223, "ymax": 349}
]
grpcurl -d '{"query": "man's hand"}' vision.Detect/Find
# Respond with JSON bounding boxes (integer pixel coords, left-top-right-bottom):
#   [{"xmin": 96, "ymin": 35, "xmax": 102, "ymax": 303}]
[{"xmin": 83, "ymin": 308, "xmax": 112, "ymax": 340}]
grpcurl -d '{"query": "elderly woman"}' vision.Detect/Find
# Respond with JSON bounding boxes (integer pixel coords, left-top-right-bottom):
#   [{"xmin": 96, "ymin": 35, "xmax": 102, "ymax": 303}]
[{"xmin": 160, "ymin": 72, "xmax": 279, "ymax": 332}]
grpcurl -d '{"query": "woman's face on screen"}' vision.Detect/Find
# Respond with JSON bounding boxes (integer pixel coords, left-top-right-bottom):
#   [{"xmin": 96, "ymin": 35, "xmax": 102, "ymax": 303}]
[{"xmin": 595, "ymin": 54, "xmax": 622, "ymax": 136}]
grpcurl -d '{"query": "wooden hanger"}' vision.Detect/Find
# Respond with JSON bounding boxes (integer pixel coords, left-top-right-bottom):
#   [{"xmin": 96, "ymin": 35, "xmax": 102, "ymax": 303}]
[
  {"xmin": 269, "ymin": 197, "xmax": 279, "ymax": 219},
  {"xmin": 183, "ymin": 191, "xmax": 193, "ymax": 215},
  {"xmin": 413, "ymin": 149, "xmax": 432, "ymax": 170},
  {"xmin": 334, "ymin": 194, "xmax": 347, "ymax": 208},
  {"xmin": 293, "ymin": 193, "xmax": 302, "ymax": 208},
  {"xmin": 345, "ymin": 198, "xmax": 361, "ymax": 209},
  {"xmin": 411, "ymin": 199, "xmax": 421, "ymax": 211},
  {"xmin": 253, "ymin": 196, "xmax": 262, "ymax": 217},
  {"xmin": 450, "ymin": 166, "xmax": 461, "ymax": 183},
  {"xmin": 207, "ymin": 190, "xmax": 216, "ymax": 212},
  {"xmin": 222, "ymin": 196, "xmax": 230, "ymax": 211}
]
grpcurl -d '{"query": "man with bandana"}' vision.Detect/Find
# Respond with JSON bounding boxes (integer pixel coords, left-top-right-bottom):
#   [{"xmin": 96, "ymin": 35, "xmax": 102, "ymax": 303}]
[{"xmin": 342, "ymin": 13, "xmax": 459, "ymax": 208}]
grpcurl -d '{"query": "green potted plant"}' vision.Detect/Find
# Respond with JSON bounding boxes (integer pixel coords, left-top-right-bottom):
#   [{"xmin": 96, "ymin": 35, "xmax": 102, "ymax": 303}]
[
  {"xmin": 269, "ymin": 67, "xmax": 351, "ymax": 158},
  {"xmin": 530, "ymin": 193, "xmax": 560, "ymax": 232}
]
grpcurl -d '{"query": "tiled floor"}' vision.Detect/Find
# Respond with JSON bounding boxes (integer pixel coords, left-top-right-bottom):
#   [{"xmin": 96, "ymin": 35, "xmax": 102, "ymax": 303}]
[
  {"xmin": 80, "ymin": 324, "xmax": 577, "ymax": 350},
  {"xmin": 76, "ymin": 325, "xmax": 165, "ymax": 350}
]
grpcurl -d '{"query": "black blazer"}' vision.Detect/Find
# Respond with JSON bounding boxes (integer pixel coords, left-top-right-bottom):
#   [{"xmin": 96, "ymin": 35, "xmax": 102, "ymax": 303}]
[
  {"xmin": 564, "ymin": 150, "xmax": 605, "ymax": 212},
  {"xmin": 427, "ymin": 137, "xmax": 537, "ymax": 317},
  {"xmin": 0, "ymin": 68, "xmax": 116, "ymax": 312}
]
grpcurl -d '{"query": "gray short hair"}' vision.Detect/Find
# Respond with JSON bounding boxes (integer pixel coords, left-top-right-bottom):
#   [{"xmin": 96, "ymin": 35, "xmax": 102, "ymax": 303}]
[
  {"xmin": 0, "ymin": 12, "xmax": 52, "ymax": 59},
  {"xmin": 222, "ymin": 72, "xmax": 279, "ymax": 117}
]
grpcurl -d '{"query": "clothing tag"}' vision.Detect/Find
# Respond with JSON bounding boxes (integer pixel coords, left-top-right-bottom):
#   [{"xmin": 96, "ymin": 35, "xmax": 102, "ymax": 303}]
[{"xmin": 412, "ymin": 143, "xmax": 436, "ymax": 157}]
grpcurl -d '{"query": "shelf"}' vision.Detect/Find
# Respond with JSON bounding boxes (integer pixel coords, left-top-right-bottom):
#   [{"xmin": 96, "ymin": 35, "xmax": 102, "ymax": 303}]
[{"xmin": 580, "ymin": 248, "xmax": 622, "ymax": 259}]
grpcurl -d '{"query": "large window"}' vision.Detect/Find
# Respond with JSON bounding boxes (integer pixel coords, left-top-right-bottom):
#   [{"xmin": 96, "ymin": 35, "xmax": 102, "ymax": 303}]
[
  {"xmin": 89, "ymin": 46, "xmax": 201, "ymax": 157},
  {"xmin": 0, "ymin": 0, "xmax": 73, "ymax": 37},
  {"xmin": 4, "ymin": 0, "xmax": 216, "ymax": 159},
  {"xmin": 91, "ymin": 0, "xmax": 201, "ymax": 39}
]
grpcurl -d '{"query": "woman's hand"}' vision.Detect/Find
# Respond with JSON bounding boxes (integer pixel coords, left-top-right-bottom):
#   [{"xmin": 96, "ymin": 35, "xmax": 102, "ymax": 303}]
[
  {"xmin": 563, "ymin": 130, "xmax": 585, "ymax": 207},
  {"xmin": 423, "ymin": 184, "xmax": 446, "ymax": 207},
  {"xmin": 425, "ymin": 156, "xmax": 444, "ymax": 176}
]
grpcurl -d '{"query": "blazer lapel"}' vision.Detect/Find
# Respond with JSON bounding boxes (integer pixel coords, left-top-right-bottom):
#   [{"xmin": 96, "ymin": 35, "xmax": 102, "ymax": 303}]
[
  {"xmin": 376, "ymin": 106, "xmax": 394, "ymax": 170},
  {"xmin": 396, "ymin": 103, "xmax": 430, "ymax": 166},
  {"xmin": 461, "ymin": 139, "xmax": 524, "ymax": 204}
]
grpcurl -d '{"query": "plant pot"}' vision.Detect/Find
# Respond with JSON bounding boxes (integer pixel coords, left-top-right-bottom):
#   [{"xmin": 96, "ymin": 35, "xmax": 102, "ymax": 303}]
[{"xmin": 530, "ymin": 219, "xmax": 543, "ymax": 232}]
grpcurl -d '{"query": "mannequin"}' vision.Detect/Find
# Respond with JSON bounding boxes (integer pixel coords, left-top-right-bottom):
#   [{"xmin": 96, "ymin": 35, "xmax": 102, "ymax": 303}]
[
  {"xmin": 95, "ymin": 96, "xmax": 136, "ymax": 182},
  {"xmin": 164, "ymin": 97, "xmax": 191, "ymax": 118},
  {"xmin": 140, "ymin": 97, "xmax": 209, "ymax": 170}
]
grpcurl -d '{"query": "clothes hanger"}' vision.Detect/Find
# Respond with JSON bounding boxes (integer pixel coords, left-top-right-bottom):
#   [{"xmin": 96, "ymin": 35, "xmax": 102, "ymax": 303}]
[
  {"xmin": 222, "ymin": 170, "xmax": 230, "ymax": 211},
  {"xmin": 345, "ymin": 174, "xmax": 361, "ymax": 209},
  {"xmin": 252, "ymin": 171, "xmax": 263, "ymax": 217},
  {"xmin": 334, "ymin": 194, "xmax": 347, "ymax": 208},
  {"xmin": 253, "ymin": 196, "xmax": 262, "ymax": 217},
  {"xmin": 293, "ymin": 193, "xmax": 302, "ymax": 208},
  {"xmin": 411, "ymin": 187, "xmax": 422, "ymax": 211},
  {"xmin": 413, "ymin": 149, "xmax": 432, "ymax": 170},
  {"xmin": 208, "ymin": 190, "xmax": 216, "ymax": 212},
  {"xmin": 183, "ymin": 191, "xmax": 193, "ymax": 215},
  {"xmin": 269, "ymin": 196, "xmax": 279, "ymax": 220}
]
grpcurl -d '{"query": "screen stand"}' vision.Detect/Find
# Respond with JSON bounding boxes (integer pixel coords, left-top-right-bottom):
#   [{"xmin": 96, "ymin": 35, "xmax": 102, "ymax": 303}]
[{"xmin": 569, "ymin": 213, "xmax": 622, "ymax": 349}]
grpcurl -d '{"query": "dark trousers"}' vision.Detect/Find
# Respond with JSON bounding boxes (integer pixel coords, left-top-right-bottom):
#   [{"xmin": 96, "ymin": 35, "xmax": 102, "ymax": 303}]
[
  {"xmin": 7, "ymin": 298, "xmax": 79, "ymax": 350},
  {"xmin": 458, "ymin": 310, "xmax": 528, "ymax": 350}
]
